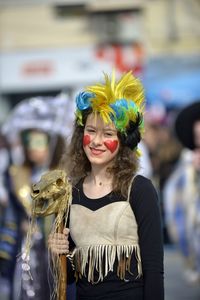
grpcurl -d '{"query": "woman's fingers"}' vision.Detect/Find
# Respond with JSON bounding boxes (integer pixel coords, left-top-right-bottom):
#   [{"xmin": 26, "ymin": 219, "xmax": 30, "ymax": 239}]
[
  {"xmin": 50, "ymin": 243, "xmax": 69, "ymax": 254},
  {"xmin": 63, "ymin": 228, "xmax": 70, "ymax": 236},
  {"xmin": 48, "ymin": 241, "xmax": 69, "ymax": 254},
  {"xmin": 48, "ymin": 229, "xmax": 69, "ymax": 254},
  {"xmin": 49, "ymin": 232, "xmax": 67, "ymax": 239}
]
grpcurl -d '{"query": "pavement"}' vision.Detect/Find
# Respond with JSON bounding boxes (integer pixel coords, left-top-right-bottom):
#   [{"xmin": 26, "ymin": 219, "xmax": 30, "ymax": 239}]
[{"xmin": 164, "ymin": 246, "xmax": 200, "ymax": 300}]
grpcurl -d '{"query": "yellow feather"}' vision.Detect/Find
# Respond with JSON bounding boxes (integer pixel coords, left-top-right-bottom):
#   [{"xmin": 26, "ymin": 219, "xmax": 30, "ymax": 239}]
[
  {"xmin": 111, "ymin": 69, "xmax": 116, "ymax": 91},
  {"xmin": 83, "ymin": 70, "xmax": 145, "ymax": 126}
]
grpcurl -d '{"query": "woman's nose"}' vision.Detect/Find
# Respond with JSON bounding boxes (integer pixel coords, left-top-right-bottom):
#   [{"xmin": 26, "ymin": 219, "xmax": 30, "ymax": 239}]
[{"xmin": 92, "ymin": 133, "xmax": 103, "ymax": 145}]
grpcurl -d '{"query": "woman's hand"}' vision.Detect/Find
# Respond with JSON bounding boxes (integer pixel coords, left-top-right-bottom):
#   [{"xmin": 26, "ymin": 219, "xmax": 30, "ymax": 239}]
[{"xmin": 48, "ymin": 228, "xmax": 70, "ymax": 255}]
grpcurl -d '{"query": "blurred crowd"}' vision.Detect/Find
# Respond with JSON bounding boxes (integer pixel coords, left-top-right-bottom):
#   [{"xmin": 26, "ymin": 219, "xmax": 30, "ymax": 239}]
[
  {"xmin": 0, "ymin": 93, "xmax": 199, "ymax": 300},
  {"xmin": 0, "ymin": 94, "xmax": 75, "ymax": 300}
]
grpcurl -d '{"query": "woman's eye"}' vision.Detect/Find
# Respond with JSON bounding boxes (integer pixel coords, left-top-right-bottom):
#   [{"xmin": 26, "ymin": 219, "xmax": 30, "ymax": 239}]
[
  {"xmin": 87, "ymin": 129, "xmax": 95, "ymax": 133},
  {"xmin": 105, "ymin": 132, "xmax": 113, "ymax": 137}
]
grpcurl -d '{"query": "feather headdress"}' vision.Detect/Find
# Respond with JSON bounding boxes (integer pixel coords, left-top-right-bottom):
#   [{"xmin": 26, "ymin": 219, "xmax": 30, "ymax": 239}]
[{"xmin": 75, "ymin": 70, "xmax": 145, "ymax": 135}]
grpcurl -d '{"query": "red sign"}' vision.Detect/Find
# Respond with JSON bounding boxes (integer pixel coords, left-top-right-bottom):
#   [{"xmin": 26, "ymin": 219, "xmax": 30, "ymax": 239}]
[
  {"xmin": 95, "ymin": 42, "xmax": 144, "ymax": 75},
  {"xmin": 21, "ymin": 61, "xmax": 54, "ymax": 77}
]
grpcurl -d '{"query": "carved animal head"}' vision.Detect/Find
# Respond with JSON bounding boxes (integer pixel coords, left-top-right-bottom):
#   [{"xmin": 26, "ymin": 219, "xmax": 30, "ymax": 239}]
[{"xmin": 31, "ymin": 169, "xmax": 71, "ymax": 217}]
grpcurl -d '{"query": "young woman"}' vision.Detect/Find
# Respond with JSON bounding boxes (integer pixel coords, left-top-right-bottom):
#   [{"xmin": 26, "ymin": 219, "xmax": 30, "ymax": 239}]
[{"xmin": 49, "ymin": 71, "xmax": 164, "ymax": 300}]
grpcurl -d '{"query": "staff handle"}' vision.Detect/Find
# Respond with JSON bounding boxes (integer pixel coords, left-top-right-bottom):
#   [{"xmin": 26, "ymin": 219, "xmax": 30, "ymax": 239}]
[{"xmin": 57, "ymin": 221, "xmax": 67, "ymax": 300}]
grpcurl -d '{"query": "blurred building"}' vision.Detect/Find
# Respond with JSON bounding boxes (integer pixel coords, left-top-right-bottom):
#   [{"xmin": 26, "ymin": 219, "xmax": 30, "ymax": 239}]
[{"xmin": 0, "ymin": 0, "xmax": 200, "ymax": 122}]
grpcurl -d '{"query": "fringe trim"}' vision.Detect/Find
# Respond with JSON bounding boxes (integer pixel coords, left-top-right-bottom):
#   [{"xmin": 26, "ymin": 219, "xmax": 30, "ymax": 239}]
[{"xmin": 70, "ymin": 244, "xmax": 142, "ymax": 283}]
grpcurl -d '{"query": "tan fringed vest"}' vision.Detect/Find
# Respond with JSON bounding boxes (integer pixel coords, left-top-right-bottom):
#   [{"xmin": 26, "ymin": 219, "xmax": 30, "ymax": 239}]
[{"xmin": 69, "ymin": 178, "xmax": 142, "ymax": 283}]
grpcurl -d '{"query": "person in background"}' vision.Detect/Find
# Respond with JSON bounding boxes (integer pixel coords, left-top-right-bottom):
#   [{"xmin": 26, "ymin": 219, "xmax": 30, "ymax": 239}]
[
  {"xmin": 0, "ymin": 96, "xmax": 71, "ymax": 300},
  {"xmin": 142, "ymin": 106, "xmax": 182, "ymax": 245},
  {"xmin": 0, "ymin": 131, "xmax": 10, "ymax": 217},
  {"xmin": 48, "ymin": 71, "xmax": 164, "ymax": 300},
  {"xmin": 137, "ymin": 140, "xmax": 153, "ymax": 178},
  {"xmin": 163, "ymin": 101, "xmax": 200, "ymax": 284}
]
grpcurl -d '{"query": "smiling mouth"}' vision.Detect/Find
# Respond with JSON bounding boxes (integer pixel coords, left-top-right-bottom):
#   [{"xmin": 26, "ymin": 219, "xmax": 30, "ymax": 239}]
[{"xmin": 90, "ymin": 148, "xmax": 105, "ymax": 155}]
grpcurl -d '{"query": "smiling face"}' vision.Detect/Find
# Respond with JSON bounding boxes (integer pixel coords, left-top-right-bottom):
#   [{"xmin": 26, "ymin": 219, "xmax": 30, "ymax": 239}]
[{"xmin": 83, "ymin": 113, "xmax": 120, "ymax": 167}]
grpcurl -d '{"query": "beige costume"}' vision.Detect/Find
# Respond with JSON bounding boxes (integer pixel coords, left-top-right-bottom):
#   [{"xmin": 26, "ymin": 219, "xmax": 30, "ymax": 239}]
[{"xmin": 69, "ymin": 180, "xmax": 142, "ymax": 283}]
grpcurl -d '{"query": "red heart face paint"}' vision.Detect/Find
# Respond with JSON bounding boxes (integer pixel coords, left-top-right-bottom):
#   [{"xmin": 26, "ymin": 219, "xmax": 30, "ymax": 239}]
[
  {"xmin": 104, "ymin": 140, "xmax": 119, "ymax": 153},
  {"xmin": 83, "ymin": 135, "xmax": 91, "ymax": 147}
]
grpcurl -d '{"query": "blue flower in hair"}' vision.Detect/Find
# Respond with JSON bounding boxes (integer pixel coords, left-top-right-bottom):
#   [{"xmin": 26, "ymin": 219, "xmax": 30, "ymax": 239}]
[
  {"xmin": 129, "ymin": 100, "xmax": 137, "ymax": 109},
  {"xmin": 76, "ymin": 92, "xmax": 93, "ymax": 110},
  {"xmin": 110, "ymin": 99, "xmax": 128, "ymax": 119},
  {"xmin": 110, "ymin": 99, "xmax": 130, "ymax": 131}
]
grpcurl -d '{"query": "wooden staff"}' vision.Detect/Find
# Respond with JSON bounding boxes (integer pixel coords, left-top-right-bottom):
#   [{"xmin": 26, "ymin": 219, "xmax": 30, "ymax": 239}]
[
  {"xmin": 31, "ymin": 170, "xmax": 72, "ymax": 300},
  {"xmin": 58, "ymin": 221, "xmax": 67, "ymax": 300}
]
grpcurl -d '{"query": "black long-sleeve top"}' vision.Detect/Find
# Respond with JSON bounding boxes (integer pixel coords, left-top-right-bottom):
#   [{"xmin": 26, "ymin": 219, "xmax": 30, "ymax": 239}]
[{"xmin": 69, "ymin": 175, "xmax": 164, "ymax": 300}]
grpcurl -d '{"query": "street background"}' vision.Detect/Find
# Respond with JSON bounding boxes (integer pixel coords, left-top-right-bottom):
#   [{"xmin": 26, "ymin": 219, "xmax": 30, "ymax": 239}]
[
  {"xmin": 165, "ymin": 246, "xmax": 200, "ymax": 300},
  {"xmin": 0, "ymin": 1, "xmax": 200, "ymax": 299}
]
